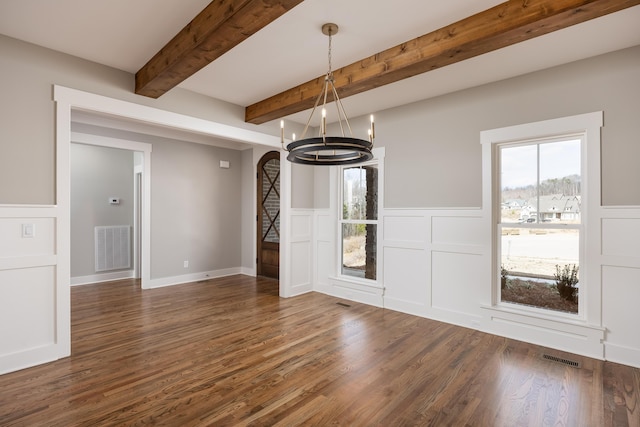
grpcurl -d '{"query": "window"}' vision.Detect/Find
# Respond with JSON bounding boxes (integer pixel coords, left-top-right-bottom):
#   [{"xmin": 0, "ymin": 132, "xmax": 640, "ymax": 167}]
[
  {"xmin": 340, "ymin": 163, "xmax": 378, "ymax": 280},
  {"xmin": 498, "ymin": 137, "xmax": 582, "ymax": 314},
  {"xmin": 482, "ymin": 112, "xmax": 603, "ymax": 350}
]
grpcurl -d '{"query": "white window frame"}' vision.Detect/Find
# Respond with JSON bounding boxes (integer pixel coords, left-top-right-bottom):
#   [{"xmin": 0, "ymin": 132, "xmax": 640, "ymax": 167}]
[
  {"xmin": 337, "ymin": 147, "xmax": 385, "ymax": 286},
  {"xmin": 481, "ymin": 112, "xmax": 603, "ymax": 326}
]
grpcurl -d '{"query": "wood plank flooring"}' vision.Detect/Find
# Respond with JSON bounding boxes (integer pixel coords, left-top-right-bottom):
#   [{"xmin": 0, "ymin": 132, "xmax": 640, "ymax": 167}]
[{"xmin": 0, "ymin": 275, "xmax": 638, "ymax": 426}]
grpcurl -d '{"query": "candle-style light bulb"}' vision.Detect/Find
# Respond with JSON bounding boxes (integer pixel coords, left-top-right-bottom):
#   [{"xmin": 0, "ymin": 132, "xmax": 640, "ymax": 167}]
[
  {"xmin": 292, "ymin": 133, "xmax": 296, "ymax": 141},
  {"xmin": 321, "ymin": 108, "xmax": 327, "ymax": 135},
  {"xmin": 368, "ymin": 128, "xmax": 372, "ymax": 142},
  {"xmin": 370, "ymin": 114, "xmax": 375, "ymax": 140},
  {"xmin": 280, "ymin": 120, "xmax": 284, "ymax": 144}
]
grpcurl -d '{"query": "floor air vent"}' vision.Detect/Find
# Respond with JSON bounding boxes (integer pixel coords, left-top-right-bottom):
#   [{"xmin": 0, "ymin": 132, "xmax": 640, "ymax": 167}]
[
  {"xmin": 336, "ymin": 302, "xmax": 351, "ymax": 308},
  {"xmin": 542, "ymin": 353, "xmax": 581, "ymax": 368}
]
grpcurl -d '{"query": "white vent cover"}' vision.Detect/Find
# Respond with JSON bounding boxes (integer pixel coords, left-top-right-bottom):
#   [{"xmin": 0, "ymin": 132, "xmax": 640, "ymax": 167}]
[{"xmin": 95, "ymin": 226, "xmax": 131, "ymax": 272}]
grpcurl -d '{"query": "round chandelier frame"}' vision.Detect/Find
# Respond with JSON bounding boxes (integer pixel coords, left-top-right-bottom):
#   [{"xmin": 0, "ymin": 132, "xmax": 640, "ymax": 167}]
[{"xmin": 280, "ymin": 23, "xmax": 375, "ymax": 166}]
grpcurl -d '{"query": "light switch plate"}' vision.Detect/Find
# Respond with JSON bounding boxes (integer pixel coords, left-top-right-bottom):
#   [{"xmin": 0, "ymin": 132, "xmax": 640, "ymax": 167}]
[{"xmin": 22, "ymin": 223, "xmax": 35, "ymax": 238}]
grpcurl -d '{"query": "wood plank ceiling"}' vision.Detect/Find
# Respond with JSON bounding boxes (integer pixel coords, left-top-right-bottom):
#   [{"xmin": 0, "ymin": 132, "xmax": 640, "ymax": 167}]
[{"xmin": 135, "ymin": 0, "xmax": 640, "ymax": 124}]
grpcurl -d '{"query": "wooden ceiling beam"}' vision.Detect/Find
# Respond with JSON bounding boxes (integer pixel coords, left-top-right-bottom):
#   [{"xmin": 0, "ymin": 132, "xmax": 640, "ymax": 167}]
[
  {"xmin": 135, "ymin": 0, "xmax": 303, "ymax": 98},
  {"xmin": 245, "ymin": 0, "xmax": 640, "ymax": 124}
]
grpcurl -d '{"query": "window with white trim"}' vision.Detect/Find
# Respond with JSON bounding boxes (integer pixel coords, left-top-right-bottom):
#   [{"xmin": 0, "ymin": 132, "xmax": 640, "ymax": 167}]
[{"xmin": 482, "ymin": 112, "xmax": 603, "ymax": 324}]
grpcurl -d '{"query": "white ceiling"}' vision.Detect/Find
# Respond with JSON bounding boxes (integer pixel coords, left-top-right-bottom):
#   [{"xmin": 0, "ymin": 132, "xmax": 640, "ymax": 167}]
[{"xmin": 1, "ymin": 0, "xmax": 640, "ymax": 126}]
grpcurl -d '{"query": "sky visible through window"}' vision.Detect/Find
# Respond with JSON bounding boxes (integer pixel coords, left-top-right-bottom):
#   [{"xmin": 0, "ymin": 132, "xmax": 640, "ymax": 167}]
[{"xmin": 501, "ymin": 139, "xmax": 581, "ymax": 189}]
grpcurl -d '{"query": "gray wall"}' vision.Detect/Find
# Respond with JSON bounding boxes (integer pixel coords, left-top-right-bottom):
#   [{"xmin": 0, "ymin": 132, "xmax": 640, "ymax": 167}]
[
  {"xmin": 291, "ymin": 163, "xmax": 314, "ymax": 209},
  {"xmin": 314, "ymin": 45, "xmax": 640, "ymax": 208},
  {"xmin": 150, "ymin": 136, "xmax": 242, "ymax": 279},
  {"xmin": 70, "ymin": 144, "xmax": 134, "ymax": 277},
  {"xmin": 313, "ymin": 167, "xmax": 330, "ymax": 209},
  {"xmin": 0, "ymin": 34, "xmax": 279, "ymax": 205},
  {"xmin": 72, "ymin": 123, "xmax": 243, "ymax": 280}
]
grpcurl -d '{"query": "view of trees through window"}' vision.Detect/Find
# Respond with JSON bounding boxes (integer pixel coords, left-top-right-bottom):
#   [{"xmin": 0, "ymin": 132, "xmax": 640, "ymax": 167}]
[
  {"xmin": 341, "ymin": 165, "xmax": 378, "ymax": 280},
  {"xmin": 499, "ymin": 138, "xmax": 581, "ymax": 314}
]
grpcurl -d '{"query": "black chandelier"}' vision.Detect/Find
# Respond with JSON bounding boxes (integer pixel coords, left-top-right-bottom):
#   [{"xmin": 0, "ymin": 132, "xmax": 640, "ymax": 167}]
[{"xmin": 281, "ymin": 23, "xmax": 374, "ymax": 166}]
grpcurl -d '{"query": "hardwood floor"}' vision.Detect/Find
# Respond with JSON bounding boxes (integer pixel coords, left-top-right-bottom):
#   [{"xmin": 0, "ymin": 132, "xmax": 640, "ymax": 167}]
[{"xmin": 0, "ymin": 275, "xmax": 638, "ymax": 426}]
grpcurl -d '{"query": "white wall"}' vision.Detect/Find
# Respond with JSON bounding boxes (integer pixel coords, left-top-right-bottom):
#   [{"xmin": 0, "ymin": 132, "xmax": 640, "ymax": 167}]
[{"xmin": 240, "ymin": 148, "xmax": 256, "ymax": 275}]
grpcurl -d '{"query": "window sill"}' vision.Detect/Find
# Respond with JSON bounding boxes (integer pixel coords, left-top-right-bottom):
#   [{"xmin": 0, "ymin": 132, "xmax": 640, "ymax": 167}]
[
  {"xmin": 481, "ymin": 303, "xmax": 603, "ymax": 331},
  {"xmin": 329, "ymin": 275, "xmax": 382, "ymax": 290}
]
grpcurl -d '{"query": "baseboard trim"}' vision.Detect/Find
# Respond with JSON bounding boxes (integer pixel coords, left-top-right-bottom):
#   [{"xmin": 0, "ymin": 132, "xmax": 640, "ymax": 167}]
[
  {"xmin": 147, "ymin": 267, "xmax": 243, "ymax": 289},
  {"xmin": 605, "ymin": 342, "xmax": 640, "ymax": 369},
  {"xmin": 240, "ymin": 267, "xmax": 256, "ymax": 277},
  {"xmin": 71, "ymin": 270, "xmax": 134, "ymax": 286}
]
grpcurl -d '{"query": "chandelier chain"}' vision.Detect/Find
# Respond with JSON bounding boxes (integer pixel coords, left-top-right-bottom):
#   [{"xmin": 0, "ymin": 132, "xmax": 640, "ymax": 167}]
[{"xmin": 327, "ymin": 30, "xmax": 333, "ymax": 79}]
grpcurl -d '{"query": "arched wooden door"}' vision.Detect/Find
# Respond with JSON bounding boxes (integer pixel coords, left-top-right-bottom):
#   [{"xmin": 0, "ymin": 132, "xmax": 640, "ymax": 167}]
[{"xmin": 257, "ymin": 151, "xmax": 280, "ymax": 278}]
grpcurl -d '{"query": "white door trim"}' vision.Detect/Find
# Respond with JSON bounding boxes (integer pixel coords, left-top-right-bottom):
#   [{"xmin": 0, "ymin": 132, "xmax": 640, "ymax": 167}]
[{"xmin": 53, "ymin": 85, "xmax": 287, "ymax": 362}]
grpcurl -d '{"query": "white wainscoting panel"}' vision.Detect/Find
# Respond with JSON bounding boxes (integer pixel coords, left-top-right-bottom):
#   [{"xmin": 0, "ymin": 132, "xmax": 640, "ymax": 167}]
[
  {"xmin": 380, "ymin": 210, "xmax": 485, "ymax": 327},
  {"xmin": 431, "ymin": 251, "xmax": 484, "ymax": 319},
  {"xmin": 327, "ymin": 277, "xmax": 384, "ymax": 307},
  {"xmin": 314, "ymin": 211, "xmax": 335, "ymax": 294},
  {"xmin": 432, "ymin": 216, "xmax": 484, "ymax": 247},
  {"xmin": 291, "ymin": 214, "xmax": 311, "ymax": 239},
  {"xmin": 317, "ymin": 212, "xmax": 334, "ymax": 240},
  {"xmin": 383, "ymin": 246, "xmax": 428, "ymax": 316},
  {"xmin": 0, "ymin": 266, "xmax": 56, "ymax": 355},
  {"xmin": 291, "ymin": 241, "xmax": 311, "ymax": 289},
  {"xmin": 0, "ymin": 207, "xmax": 66, "ymax": 375},
  {"xmin": 311, "ymin": 204, "xmax": 640, "ymax": 368},
  {"xmin": 0, "ymin": 217, "xmax": 55, "ymax": 258},
  {"xmin": 600, "ymin": 208, "xmax": 640, "ymax": 368},
  {"xmin": 603, "ymin": 266, "xmax": 640, "ymax": 349},
  {"xmin": 383, "ymin": 215, "xmax": 427, "ymax": 247},
  {"xmin": 316, "ymin": 240, "xmax": 333, "ymax": 288},
  {"xmin": 288, "ymin": 210, "xmax": 313, "ymax": 295},
  {"xmin": 483, "ymin": 306, "xmax": 606, "ymax": 359},
  {"xmin": 602, "ymin": 218, "xmax": 640, "ymax": 258}
]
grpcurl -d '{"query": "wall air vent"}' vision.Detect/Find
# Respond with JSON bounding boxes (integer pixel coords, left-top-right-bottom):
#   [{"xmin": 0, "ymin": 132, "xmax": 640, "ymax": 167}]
[{"xmin": 95, "ymin": 225, "xmax": 131, "ymax": 272}]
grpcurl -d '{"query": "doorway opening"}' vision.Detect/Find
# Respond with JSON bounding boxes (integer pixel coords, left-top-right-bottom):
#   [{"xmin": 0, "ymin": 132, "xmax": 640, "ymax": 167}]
[
  {"xmin": 68, "ymin": 129, "xmax": 152, "ymax": 289},
  {"xmin": 70, "ymin": 142, "xmax": 146, "ymax": 287},
  {"xmin": 257, "ymin": 151, "xmax": 280, "ymax": 279}
]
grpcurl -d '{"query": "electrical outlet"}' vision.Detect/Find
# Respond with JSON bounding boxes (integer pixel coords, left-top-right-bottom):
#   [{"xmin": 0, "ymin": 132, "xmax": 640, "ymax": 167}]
[{"xmin": 183, "ymin": 260, "xmax": 189, "ymax": 268}]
